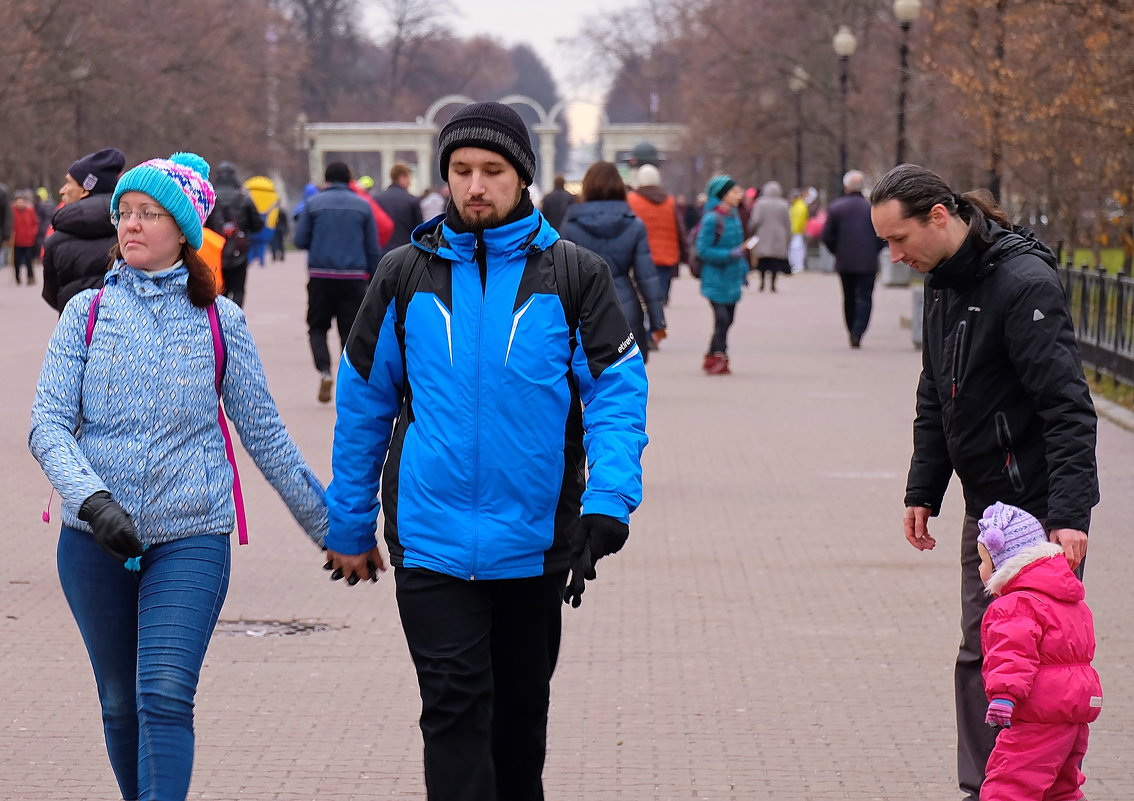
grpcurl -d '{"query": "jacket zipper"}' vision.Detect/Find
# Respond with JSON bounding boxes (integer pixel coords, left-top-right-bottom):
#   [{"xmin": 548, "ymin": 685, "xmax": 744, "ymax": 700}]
[
  {"xmin": 470, "ymin": 235, "xmax": 487, "ymax": 579},
  {"xmin": 950, "ymin": 320, "xmax": 968, "ymax": 398},
  {"xmin": 994, "ymin": 411, "xmax": 1026, "ymax": 492}
]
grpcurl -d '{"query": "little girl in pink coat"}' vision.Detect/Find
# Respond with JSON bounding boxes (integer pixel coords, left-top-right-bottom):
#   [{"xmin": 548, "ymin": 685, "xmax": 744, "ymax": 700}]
[{"xmin": 977, "ymin": 502, "xmax": 1103, "ymax": 801}]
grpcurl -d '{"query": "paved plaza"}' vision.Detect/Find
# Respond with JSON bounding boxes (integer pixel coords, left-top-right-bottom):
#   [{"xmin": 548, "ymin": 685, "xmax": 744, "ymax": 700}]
[{"xmin": 2, "ymin": 253, "xmax": 1131, "ymax": 800}]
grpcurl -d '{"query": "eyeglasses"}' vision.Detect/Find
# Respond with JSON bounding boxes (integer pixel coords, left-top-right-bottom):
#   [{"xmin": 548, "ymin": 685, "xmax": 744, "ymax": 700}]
[{"xmin": 112, "ymin": 208, "xmax": 172, "ymax": 225}]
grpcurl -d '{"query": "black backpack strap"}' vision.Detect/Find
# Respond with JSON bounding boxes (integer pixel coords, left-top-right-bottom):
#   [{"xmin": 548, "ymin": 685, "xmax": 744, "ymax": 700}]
[
  {"xmin": 393, "ymin": 246, "xmax": 429, "ymax": 415},
  {"xmin": 550, "ymin": 238, "xmax": 582, "ymax": 353}
]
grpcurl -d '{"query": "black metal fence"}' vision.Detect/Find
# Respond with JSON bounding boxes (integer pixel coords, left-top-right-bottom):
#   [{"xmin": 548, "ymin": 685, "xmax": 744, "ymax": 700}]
[{"xmin": 1057, "ymin": 262, "xmax": 1134, "ymax": 386}]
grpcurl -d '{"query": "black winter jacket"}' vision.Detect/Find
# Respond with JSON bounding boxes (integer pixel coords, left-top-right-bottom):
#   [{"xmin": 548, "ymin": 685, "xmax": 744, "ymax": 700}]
[
  {"xmin": 41, "ymin": 194, "xmax": 116, "ymax": 313},
  {"xmin": 905, "ymin": 222, "xmax": 1098, "ymax": 531}
]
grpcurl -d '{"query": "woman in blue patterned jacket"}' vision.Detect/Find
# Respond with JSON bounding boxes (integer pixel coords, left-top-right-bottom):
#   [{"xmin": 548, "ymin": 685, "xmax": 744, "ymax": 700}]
[{"xmin": 28, "ymin": 153, "xmax": 330, "ymax": 801}]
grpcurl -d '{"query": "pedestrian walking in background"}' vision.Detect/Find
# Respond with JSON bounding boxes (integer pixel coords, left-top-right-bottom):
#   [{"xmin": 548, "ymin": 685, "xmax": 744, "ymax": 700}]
[
  {"xmin": 747, "ymin": 180, "xmax": 792, "ymax": 292},
  {"xmin": 270, "ymin": 203, "xmax": 289, "ymax": 261},
  {"xmin": 41, "ymin": 147, "xmax": 126, "ymax": 313},
  {"xmin": 627, "ymin": 163, "xmax": 687, "ymax": 306},
  {"xmin": 822, "ymin": 170, "xmax": 885, "ymax": 348},
  {"xmin": 540, "ymin": 174, "xmax": 577, "ymax": 232},
  {"xmin": 561, "ymin": 160, "xmax": 666, "ymax": 362},
  {"xmin": 323, "ymin": 102, "xmax": 648, "ymax": 801},
  {"xmin": 373, "ymin": 163, "xmax": 424, "ymax": 249},
  {"xmin": 34, "ymin": 187, "xmax": 54, "ymax": 251},
  {"xmin": 0, "ymin": 181, "xmax": 11, "ymax": 267},
  {"xmin": 28, "ymin": 152, "xmax": 329, "ymax": 801},
  {"xmin": 788, "ymin": 187, "xmax": 810, "ymax": 273},
  {"xmin": 11, "ymin": 190, "xmax": 41, "ymax": 284},
  {"xmin": 977, "ymin": 502, "xmax": 1102, "ymax": 801},
  {"xmin": 696, "ymin": 174, "xmax": 751, "ymax": 375},
  {"xmin": 293, "ymin": 161, "xmax": 380, "ymax": 404},
  {"xmin": 870, "ymin": 163, "xmax": 1098, "ymax": 801},
  {"xmin": 204, "ymin": 161, "xmax": 263, "ymax": 308},
  {"xmin": 419, "ymin": 184, "xmax": 448, "ymax": 221}
]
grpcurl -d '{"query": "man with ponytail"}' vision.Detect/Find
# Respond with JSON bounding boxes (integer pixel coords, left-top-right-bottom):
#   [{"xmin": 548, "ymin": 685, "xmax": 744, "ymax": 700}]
[{"xmin": 870, "ymin": 163, "xmax": 1098, "ymax": 801}]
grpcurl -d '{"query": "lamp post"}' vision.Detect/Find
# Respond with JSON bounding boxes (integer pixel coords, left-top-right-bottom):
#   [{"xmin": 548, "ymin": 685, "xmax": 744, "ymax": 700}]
[
  {"xmin": 832, "ymin": 25, "xmax": 857, "ymax": 186},
  {"xmin": 69, "ymin": 64, "xmax": 91, "ymax": 155},
  {"xmin": 894, "ymin": 0, "xmax": 921, "ymax": 165},
  {"xmin": 788, "ymin": 66, "xmax": 809, "ymax": 191}
]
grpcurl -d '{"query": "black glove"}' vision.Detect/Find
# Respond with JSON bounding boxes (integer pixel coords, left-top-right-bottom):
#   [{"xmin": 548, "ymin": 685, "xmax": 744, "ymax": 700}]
[
  {"xmin": 563, "ymin": 514, "xmax": 629, "ymax": 608},
  {"xmin": 78, "ymin": 491, "xmax": 145, "ymax": 564}
]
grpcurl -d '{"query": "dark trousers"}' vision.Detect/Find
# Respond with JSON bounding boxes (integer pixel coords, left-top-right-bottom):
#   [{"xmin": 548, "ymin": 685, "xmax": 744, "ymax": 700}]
[
  {"xmin": 709, "ymin": 301, "xmax": 736, "ymax": 354},
  {"xmin": 306, "ymin": 277, "xmax": 368, "ymax": 374},
  {"xmin": 13, "ymin": 245, "xmax": 35, "ymax": 281},
  {"xmin": 222, "ymin": 264, "xmax": 248, "ymax": 308},
  {"xmin": 837, "ymin": 272, "xmax": 876, "ymax": 341},
  {"xmin": 656, "ymin": 264, "xmax": 676, "ymax": 305},
  {"xmin": 395, "ymin": 567, "xmax": 565, "ymax": 801}
]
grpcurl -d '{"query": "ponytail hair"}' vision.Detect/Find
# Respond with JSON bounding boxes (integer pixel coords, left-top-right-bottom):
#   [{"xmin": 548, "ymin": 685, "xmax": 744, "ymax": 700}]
[
  {"xmin": 108, "ymin": 243, "xmax": 219, "ymax": 308},
  {"xmin": 872, "ymin": 163, "xmax": 1010, "ymax": 249}
]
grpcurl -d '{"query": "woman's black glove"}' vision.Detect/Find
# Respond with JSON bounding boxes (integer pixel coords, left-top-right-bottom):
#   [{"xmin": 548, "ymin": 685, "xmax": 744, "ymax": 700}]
[
  {"xmin": 78, "ymin": 491, "xmax": 145, "ymax": 564},
  {"xmin": 563, "ymin": 514, "xmax": 629, "ymax": 608}
]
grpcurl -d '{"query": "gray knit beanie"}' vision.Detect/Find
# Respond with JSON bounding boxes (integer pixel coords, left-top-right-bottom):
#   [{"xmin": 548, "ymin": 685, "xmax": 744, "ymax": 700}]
[{"xmin": 438, "ymin": 102, "xmax": 536, "ymax": 185}]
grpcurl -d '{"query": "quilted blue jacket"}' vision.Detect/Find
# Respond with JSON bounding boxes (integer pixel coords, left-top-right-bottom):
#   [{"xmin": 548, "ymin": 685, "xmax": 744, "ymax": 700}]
[
  {"xmin": 29, "ymin": 262, "xmax": 328, "ymax": 546},
  {"xmin": 325, "ymin": 209, "xmax": 649, "ymax": 580}
]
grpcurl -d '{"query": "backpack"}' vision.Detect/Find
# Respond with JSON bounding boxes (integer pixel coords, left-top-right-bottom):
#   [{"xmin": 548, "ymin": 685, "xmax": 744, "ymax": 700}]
[
  {"xmin": 41, "ymin": 281, "xmax": 250, "ymax": 546},
  {"xmin": 686, "ymin": 211, "xmax": 725, "ymax": 279},
  {"xmin": 219, "ymin": 202, "xmax": 252, "ymax": 266}
]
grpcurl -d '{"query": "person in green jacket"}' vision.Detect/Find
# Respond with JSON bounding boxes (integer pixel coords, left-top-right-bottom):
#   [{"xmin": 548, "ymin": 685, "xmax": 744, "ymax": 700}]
[{"xmin": 696, "ymin": 174, "xmax": 750, "ymax": 374}]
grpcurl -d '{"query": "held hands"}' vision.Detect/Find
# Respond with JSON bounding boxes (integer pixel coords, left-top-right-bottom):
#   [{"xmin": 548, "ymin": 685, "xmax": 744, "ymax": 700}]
[
  {"xmin": 78, "ymin": 491, "xmax": 145, "ymax": 564},
  {"xmin": 903, "ymin": 506, "xmax": 936, "ymax": 551},
  {"xmin": 563, "ymin": 514, "xmax": 629, "ymax": 608},
  {"xmin": 985, "ymin": 698, "xmax": 1015, "ymax": 728},
  {"xmin": 324, "ymin": 546, "xmax": 387, "ymax": 586}
]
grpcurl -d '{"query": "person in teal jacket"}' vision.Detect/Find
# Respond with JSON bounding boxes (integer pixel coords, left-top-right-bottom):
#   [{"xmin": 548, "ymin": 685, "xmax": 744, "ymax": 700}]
[{"xmin": 697, "ymin": 173, "xmax": 749, "ymax": 374}]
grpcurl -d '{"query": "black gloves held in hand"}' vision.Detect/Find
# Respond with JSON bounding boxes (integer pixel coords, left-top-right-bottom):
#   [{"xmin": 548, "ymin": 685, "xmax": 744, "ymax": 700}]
[
  {"xmin": 563, "ymin": 514, "xmax": 629, "ymax": 608},
  {"xmin": 78, "ymin": 491, "xmax": 145, "ymax": 564}
]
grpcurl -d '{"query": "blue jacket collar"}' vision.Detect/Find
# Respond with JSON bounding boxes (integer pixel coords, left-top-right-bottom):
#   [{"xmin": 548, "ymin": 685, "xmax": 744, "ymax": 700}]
[
  {"xmin": 107, "ymin": 260, "xmax": 190, "ymax": 295},
  {"xmin": 413, "ymin": 207, "xmax": 559, "ymax": 263}
]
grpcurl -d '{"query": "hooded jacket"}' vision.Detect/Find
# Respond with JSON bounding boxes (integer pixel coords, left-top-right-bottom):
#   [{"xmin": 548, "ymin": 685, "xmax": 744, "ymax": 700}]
[
  {"xmin": 29, "ymin": 263, "xmax": 328, "ymax": 547},
  {"xmin": 627, "ymin": 185, "xmax": 686, "ymax": 267},
  {"xmin": 696, "ymin": 200, "xmax": 747, "ymax": 304},
  {"xmin": 905, "ymin": 222, "xmax": 1098, "ymax": 531},
  {"xmin": 982, "ymin": 548, "xmax": 1101, "ymax": 724},
  {"xmin": 41, "ymin": 193, "xmax": 117, "ymax": 313},
  {"xmin": 560, "ymin": 199, "xmax": 666, "ymax": 333},
  {"xmin": 325, "ymin": 206, "xmax": 648, "ymax": 580}
]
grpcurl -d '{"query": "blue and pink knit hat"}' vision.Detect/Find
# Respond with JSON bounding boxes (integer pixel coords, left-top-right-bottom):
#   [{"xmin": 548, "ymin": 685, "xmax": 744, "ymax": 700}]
[
  {"xmin": 977, "ymin": 502, "xmax": 1049, "ymax": 570},
  {"xmin": 111, "ymin": 152, "xmax": 216, "ymax": 249}
]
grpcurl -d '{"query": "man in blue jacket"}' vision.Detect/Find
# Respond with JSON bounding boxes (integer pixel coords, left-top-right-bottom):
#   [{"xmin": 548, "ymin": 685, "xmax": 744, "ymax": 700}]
[
  {"xmin": 821, "ymin": 169, "xmax": 885, "ymax": 348},
  {"xmin": 293, "ymin": 161, "xmax": 381, "ymax": 402},
  {"xmin": 324, "ymin": 102, "xmax": 649, "ymax": 800}
]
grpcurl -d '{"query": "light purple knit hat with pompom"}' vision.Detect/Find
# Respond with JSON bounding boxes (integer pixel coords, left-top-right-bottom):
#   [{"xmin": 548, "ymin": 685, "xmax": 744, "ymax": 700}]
[
  {"xmin": 977, "ymin": 502, "xmax": 1048, "ymax": 570},
  {"xmin": 111, "ymin": 152, "xmax": 216, "ymax": 249}
]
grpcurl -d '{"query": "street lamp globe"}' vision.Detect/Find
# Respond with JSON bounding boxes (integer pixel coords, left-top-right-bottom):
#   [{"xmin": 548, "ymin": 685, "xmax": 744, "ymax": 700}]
[
  {"xmin": 833, "ymin": 26, "xmax": 858, "ymax": 58},
  {"xmin": 894, "ymin": 0, "xmax": 922, "ymax": 24},
  {"xmin": 788, "ymin": 65, "xmax": 809, "ymax": 94}
]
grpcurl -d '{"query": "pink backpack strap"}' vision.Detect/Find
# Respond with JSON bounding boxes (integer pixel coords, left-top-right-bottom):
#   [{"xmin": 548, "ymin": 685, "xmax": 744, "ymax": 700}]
[{"xmin": 208, "ymin": 303, "xmax": 248, "ymax": 546}]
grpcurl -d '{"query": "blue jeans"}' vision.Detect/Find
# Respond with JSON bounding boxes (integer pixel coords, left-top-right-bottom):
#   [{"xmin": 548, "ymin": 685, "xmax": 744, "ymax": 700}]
[{"xmin": 57, "ymin": 526, "xmax": 230, "ymax": 801}]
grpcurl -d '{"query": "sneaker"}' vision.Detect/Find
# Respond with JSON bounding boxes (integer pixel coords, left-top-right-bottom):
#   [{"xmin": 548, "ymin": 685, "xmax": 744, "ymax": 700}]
[
  {"xmin": 707, "ymin": 352, "xmax": 731, "ymax": 375},
  {"xmin": 318, "ymin": 372, "xmax": 333, "ymax": 403}
]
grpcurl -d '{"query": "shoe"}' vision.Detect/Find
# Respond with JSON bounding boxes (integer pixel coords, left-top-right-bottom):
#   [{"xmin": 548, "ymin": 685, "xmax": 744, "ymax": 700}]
[
  {"xmin": 27, "ymin": 274, "xmax": 36, "ymax": 285},
  {"xmin": 702, "ymin": 353, "xmax": 720, "ymax": 373},
  {"xmin": 318, "ymin": 372, "xmax": 333, "ymax": 403},
  {"xmin": 850, "ymin": 335, "xmax": 861, "ymax": 349},
  {"xmin": 707, "ymin": 352, "xmax": 730, "ymax": 375}
]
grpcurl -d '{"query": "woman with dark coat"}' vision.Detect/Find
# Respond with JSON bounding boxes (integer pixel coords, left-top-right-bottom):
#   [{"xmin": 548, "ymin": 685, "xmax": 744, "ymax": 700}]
[
  {"xmin": 559, "ymin": 161, "xmax": 666, "ymax": 361},
  {"xmin": 41, "ymin": 148, "xmax": 126, "ymax": 313}
]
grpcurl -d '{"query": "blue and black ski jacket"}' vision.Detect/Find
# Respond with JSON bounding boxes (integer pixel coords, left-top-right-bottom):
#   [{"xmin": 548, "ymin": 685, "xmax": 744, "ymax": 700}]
[{"xmin": 326, "ymin": 208, "xmax": 649, "ymax": 580}]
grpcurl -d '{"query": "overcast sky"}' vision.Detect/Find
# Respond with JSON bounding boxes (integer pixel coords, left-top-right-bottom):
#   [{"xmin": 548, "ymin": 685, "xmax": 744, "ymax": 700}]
[{"xmin": 365, "ymin": 0, "xmax": 637, "ymax": 141}]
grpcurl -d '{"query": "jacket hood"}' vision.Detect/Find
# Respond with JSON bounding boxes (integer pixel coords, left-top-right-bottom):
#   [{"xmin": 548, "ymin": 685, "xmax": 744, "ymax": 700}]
[
  {"xmin": 988, "ymin": 543, "xmax": 1084, "ymax": 601},
  {"xmin": 632, "ymin": 186, "xmax": 669, "ymax": 205},
  {"xmin": 214, "ymin": 162, "xmax": 240, "ymax": 188},
  {"xmin": 760, "ymin": 181, "xmax": 783, "ymax": 198},
  {"xmin": 929, "ymin": 221, "xmax": 1057, "ymax": 291},
  {"xmin": 50, "ymin": 193, "xmax": 115, "ymax": 238},
  {"xmin": 412, "ymin": 206, "xmax": 557, "ymax": 264},
  {"xmin": 565, "ymin": 200, "xmax": 638, "ymax": 239}
]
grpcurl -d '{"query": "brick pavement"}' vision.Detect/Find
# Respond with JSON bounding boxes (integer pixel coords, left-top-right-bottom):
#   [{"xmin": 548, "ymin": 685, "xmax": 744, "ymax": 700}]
[{"xmin": 2, "ymin": 254, "xmax": 1131, "ymax": 801}]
